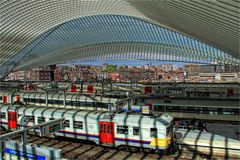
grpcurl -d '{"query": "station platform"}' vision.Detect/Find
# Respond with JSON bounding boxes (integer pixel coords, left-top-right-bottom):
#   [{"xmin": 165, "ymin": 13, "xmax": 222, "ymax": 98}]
[{"xmin": 175, "ymin": 128, "xmax": 240, "ymax": 158}]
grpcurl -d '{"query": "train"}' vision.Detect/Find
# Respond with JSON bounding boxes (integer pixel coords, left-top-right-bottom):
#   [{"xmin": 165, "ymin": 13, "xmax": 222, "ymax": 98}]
[
  {"xmin": 0, "ymin": 91, "xmax": 125, "ymax": 111},
  {"xmin": 0, "ymin": 104, "xmax": 174, "ymax": 152},
  {"xmin": 1, "ymin": 89, "xmax": 238, "ymax": 118},
  {"xmin": 1, "ymin": 90, "xmax": 238, "ymax": 117},
  {"xmin": 1, "ymin": 80, "xmax": 239, "ymax": 96},
  {"xmin": 152, "ymin": 103, "xmax": 239, "ymax": 116}
]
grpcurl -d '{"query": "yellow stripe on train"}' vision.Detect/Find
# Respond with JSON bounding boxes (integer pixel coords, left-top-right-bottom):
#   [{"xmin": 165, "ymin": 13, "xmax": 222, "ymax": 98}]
[{"xmin": 150, "ymin": 137, "xmax": 171, "ymax": 147}]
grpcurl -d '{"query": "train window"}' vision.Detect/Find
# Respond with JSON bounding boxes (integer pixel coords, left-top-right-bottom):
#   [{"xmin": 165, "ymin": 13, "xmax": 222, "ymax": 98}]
[
  {"xmin": 103, "ymin": 124, "xmax": 106, "ymax": 132},
  {"xmin": 31, "ymin": 98, "xmax": 36, "ymax": 103},
  {"xmin": 150, "ymin": 128, "xmax": 157, "ymax": 137},
  {"xmin": 40, "ymin": 99, "xmax": 45, "ymax": 103},
  {"xmin": 223, "ymin": 109, "xmax": 238, "ymax": 115},
  {"xmin": 72, "ymin": 101, "xmax": 79, "ymax": 106},
  {"xmin": 0, "ymin": 96, "xmax": 2, "ymax": 100},
  {"xmin": 23, "ymin": 98, "xmax": 28, "ymax": 102},
  {"xmin": 108, "ymin": 104, "xmax": 114, "ymax": 110},
  {"xmin": 153, "ymin": 105, "xmax": 164, "ymax": 112},
  {"xmin": 0, "ymin": 112, "xmax": 6, "ymax": 119},
  {"xmin": 95, "ymin": 102, "xmax": 108, "ymax": 109},
  {"xmin": 133, "ymin": 127, "xmax": 140, "ymax": 135},
  {"xmin": 64, "ymin": 120, "xmax": 70, "ymax": 128},
  {"xmin": 73, "ymin": 121, "xmax": 83, "ymax": 129},
  {"xmin": 52, "ymin": 100, "xmax": 62, "ymax": 104},
  {"xmin": 166, "ymin": 106, "xmax": 173, "ymax": 112},
  {"xmin": 27, "ymin": 116, "xmax": 35, "ymax": 124},
  {"xmin": 37, "ymin": 117, "xmax": 45, "ymax": 124},
  {"xmin": 8, "ymin": 113, "xmax": 17, "ymax": 121},
  {"xmin": 163, "ymin": 100, "xmax": 172, "ymax": 103},
  {"xmin": 108, "ymin": 124, "xmax": 113, "ymax": 133},
  {"xmin": 24, "ymin": 98, "xmax": 29, "ymax": 102},
  {"xmin": 117, "ymin": 125, "xmax": 128, "ymax": 134},
  {"xmin": 48, "ymin": 100, "xmax": 54, "ymax": 104}
]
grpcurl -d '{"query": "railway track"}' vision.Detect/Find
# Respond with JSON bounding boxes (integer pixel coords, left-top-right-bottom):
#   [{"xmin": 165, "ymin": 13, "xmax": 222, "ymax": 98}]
[
  {"xmin": 0, "ymin": 131, "xmax": 237, "ymax": 159},
  {"xmin": 1, "ymin": 133, "xmax": 228, "ymax": 159}
]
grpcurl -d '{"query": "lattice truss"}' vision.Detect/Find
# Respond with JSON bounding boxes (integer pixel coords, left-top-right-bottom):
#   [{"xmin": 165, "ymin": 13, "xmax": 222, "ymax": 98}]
[{"xmin": 1, "ymin": 0, "xmax": 239, "ymax": 78}]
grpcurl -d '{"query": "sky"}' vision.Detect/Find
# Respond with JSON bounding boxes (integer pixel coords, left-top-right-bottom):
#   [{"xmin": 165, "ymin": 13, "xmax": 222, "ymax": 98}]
[{"xmin": 59, "ymin": 59, "xmax": 206, "ymax": 67}]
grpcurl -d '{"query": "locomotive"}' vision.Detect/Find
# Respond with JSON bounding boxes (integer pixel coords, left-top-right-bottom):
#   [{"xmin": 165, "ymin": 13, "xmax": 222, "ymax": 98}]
[{"xmin": 0, "ymin": 104, "xmax": 174, "ymax": 152}]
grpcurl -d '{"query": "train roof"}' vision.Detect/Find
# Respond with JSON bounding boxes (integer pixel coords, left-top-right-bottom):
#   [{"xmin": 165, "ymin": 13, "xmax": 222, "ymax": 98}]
[
  {"xmin": 0, "ymin": 104, "xmax": 106, "ymax": 118},
  {"xmin": 18, "ymin": 92, "xmax": 120, "ymax": 103},
  {"xmin": 0, "ymin": 90, "xmax": 15, "ymax": 96},
  {"xmin": 113, "ymin": 113, "xmax": 172, "ymax": 127},
  {"xmin": 153, "ymin": 103, "xmax": 239, "ymax": 109},
  {"xmin": 20, "ymin": 106, "xmax": 103, "ymax": 118},
  {"xmin": 0, "ymin": 104, "xmax": 172, "ymax": 127}
]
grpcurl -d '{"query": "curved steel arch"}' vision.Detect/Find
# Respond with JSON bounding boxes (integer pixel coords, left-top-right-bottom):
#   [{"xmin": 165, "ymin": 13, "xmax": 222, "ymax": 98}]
[
  {"xmin": 7, "ymin": 15, "xmax": 238, "ymax": 70},
  {"xmin": 14, "ymin": 42, "xmax": 221, "ymax": 71},
  {"xmin": 1, "ymin": 1, "xmax": 239, "ymax": 78}
]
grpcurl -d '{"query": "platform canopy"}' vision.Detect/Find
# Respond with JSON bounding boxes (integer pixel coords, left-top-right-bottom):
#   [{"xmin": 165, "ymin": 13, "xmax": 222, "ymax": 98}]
[{"xmin": 1, "ymin": 0, "xmax": 239, "ymax": 78}]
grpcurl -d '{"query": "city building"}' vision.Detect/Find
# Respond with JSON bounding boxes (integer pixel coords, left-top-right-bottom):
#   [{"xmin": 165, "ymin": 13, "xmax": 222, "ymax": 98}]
[{"xmin": 31, "ymin": 67, "xmax": 51, "ymax": 81}]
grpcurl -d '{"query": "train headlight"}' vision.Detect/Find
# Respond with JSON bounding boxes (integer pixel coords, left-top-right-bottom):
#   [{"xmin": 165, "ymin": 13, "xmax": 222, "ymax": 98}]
[{"xmin": 167, "ymin": 137, "xmax": 172, "ymax": 145}]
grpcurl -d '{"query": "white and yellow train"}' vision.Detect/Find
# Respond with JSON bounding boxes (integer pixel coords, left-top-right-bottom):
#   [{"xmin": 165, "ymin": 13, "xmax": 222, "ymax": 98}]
[{"xmin": 0, "ymin": 104, "xmax": 174, "ymax": 152}]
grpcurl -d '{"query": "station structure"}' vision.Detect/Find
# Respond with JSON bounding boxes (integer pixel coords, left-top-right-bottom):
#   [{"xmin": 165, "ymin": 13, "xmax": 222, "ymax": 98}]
[{"xmin": 0, "ymin": 0, "xmax": 240, "ymax": 159}]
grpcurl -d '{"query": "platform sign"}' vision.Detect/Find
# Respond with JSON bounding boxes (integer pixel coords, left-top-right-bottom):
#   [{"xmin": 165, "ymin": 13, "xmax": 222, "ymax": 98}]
[
  {"xmin": 1, "ymin": 140, "xmax": 62, "ymax": 160},
  {"xmin": 0, "ymin": 119, "xmax": 64, "ymax": 160},
  {"xmin": 4, "ymin": 148, "xmax": 45, "ymax": 160}
]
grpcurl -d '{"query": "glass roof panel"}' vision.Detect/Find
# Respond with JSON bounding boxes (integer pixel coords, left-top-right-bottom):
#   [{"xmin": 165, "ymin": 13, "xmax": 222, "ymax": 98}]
[{"xmin": 1, "ymin": 14, "xmax": 239, "ymax": 77}]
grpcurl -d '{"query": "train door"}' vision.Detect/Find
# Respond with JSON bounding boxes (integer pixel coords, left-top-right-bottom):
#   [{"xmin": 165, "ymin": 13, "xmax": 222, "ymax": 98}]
[
  {"xmin": 144, "ymin": 87, "xmax": 152, "ymax": 94},
  {"xmin": 15, "ymin": 96, "xmax": 20, "ymax": 102},
  {"xmin": 70, "ymin": 84, "xmax": 77, "ymax": 92},
  {"xmin": 28, "ymin": 84, "xmax": 31, "ymax": 91},
  {"xmin": 8, "ymin": 111, "xmax": 17, "ymax": 129},
  {"xmin": 3, "ymin": 96, "xmax": 8, "ymax": 104},
  {"xmin": 99, "ymin": 122, "xmax": 114, "ymax": 144},
  {"xmin": 227, "ymin": 88, "xmax": 234, "ymax": 97},
  {"xmin": 87, "ymin": 86, "xmax": 94, "ymax": 93}
]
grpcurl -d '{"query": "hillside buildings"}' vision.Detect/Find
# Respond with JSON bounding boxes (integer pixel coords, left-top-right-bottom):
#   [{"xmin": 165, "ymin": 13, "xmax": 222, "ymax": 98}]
[{"xmin": 5, "ymin": 64, "xmax": 240, "ymax": 83}]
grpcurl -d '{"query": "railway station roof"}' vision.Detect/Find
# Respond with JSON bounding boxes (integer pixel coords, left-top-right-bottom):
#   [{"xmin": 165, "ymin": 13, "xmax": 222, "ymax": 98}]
[{"xmin": 1, "ymin": 0, "xmax": 239, "ymax": 78}]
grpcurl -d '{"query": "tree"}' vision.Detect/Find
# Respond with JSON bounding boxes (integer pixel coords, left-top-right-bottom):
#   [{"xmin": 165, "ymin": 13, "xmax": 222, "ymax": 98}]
[{"xmin": 104, "ymin": 65, "xmax": 116, "ymax": 73}]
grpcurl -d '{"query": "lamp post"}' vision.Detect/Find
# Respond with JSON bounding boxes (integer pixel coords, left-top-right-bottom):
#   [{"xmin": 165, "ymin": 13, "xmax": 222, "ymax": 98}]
[
  {"xmin": 93, "ymin": 76, "xmax": 105, "ymax": 95},
  {"xmin": 62, "ymin": 80, "xmax": 77, "ymax": 108},
  {"xmin": 10, "ymin": 91, "xmax": 19, "ymax": 107},
  {"xmin": 36, "ymin": 85, "xmax": 48, "ymax": 107},
  {"xmin": 126, "ymin": 91, "xmax": 131, "ymax": 112}
]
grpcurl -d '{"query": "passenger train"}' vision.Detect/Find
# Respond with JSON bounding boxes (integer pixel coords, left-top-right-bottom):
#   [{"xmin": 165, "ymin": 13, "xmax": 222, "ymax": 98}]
[
  {"xmin": 0, "ymin": 104, "xmax": 174, "ymax": 152},
  {"xmin": 152, "ymin": 103, "xmax": 239, "ymax": 116},
  {"xmin": 0, "ymin": 91, "xmax": 123, "ymax": 111}
]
